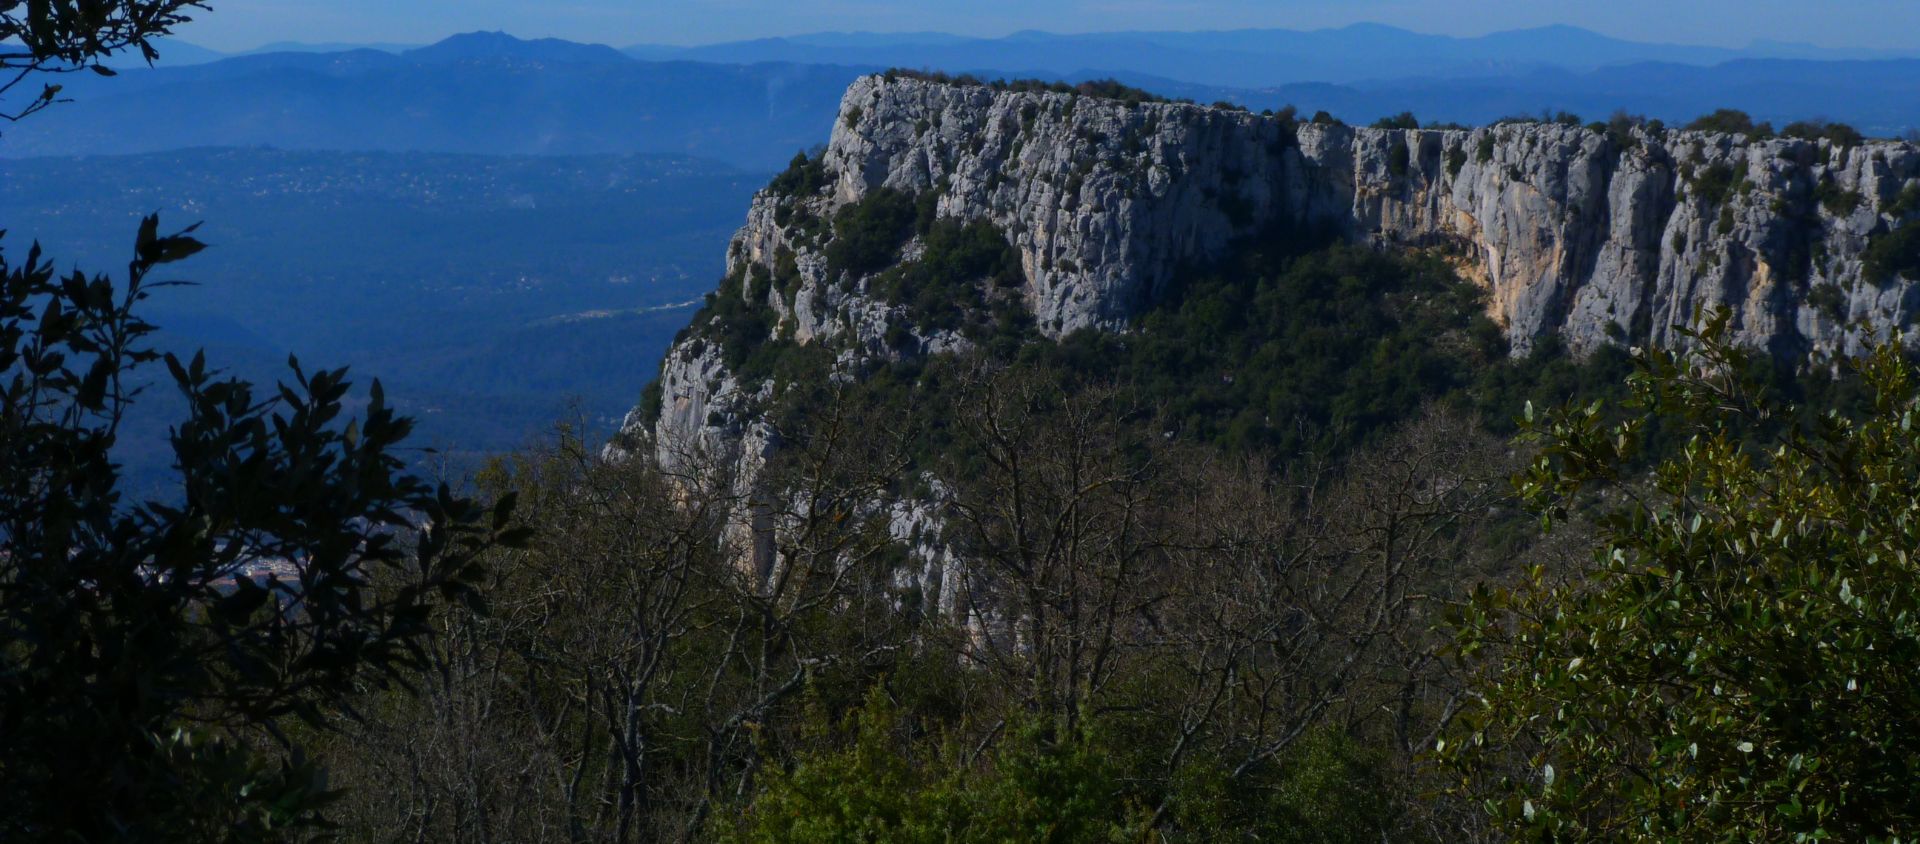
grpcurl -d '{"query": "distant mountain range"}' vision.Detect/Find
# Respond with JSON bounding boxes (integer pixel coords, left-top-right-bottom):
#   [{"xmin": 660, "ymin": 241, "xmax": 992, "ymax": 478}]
[
  {"xmin": 11, "ymin": 28, "xmax": 1920, "ymax": 171},
  {"xmin": 15, "ymin": 33, "xmax": 866, "ymax": 170},
  {"xmin": 159, "ymin": 24, "xmax": 1920, "ymax": 79},
  {"xmin": 124, "ymin": 38, "xmax": 421, "ymax": 66},
  {"xmin": 621, "ymin": 24, "xmax": 1920, "ymax": 86}
]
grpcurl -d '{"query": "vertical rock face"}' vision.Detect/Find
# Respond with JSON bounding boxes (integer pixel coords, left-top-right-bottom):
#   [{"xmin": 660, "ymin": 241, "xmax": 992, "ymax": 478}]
[
  {"xmin": 626, "ymin": 74, "xmax": 1920, "ymax": 556},
  {"xmin": 808, "ymin": 75, "xmax": 1920, "ymax": 357},
  {"xmin": 821, "ymin": 76, "xmax": 1301, "ymax": 334}
]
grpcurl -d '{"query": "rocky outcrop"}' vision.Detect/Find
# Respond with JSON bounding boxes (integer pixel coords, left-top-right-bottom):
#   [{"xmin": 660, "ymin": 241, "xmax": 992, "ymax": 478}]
[
  {"xmin": 622, "ymin": 74, "xmax": 1920, "ymax": 576},
  {"xmin": 813, "ymin": 77, "xmax": 1920, "ymax": 357}
]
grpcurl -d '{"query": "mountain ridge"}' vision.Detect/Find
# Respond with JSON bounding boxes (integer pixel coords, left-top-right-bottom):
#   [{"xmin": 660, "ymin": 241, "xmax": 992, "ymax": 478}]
[
  {"xmin": 620, "ymin": 75, "xmax": 1920, "ymax": 577},
  {"xmin": 23, "ymin": 31, "xmax": 1919, "ymax": 171},
  {"xmin": 623, "ymin": 23, "xmax": 1920, "ymax": 87}
]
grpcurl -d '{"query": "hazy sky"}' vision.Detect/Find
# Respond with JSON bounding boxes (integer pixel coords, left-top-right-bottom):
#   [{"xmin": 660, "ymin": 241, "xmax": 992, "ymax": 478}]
[{"xmin": 178, "ymin": 0, "xmax": 1920, "ymax": 52}]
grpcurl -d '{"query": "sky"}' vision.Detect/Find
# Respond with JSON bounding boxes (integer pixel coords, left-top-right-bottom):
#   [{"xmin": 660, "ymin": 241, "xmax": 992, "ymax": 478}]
[{"xmin": 177, "ymin": 0, "xmax": 1920, "ymax": 52}]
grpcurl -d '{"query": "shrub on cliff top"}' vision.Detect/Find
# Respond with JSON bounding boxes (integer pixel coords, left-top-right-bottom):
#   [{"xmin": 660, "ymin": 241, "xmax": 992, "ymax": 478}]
[
  {"xmin": 1686, "ymin": 108, "xmax": 1775, "ymax": 137},
  {"xmin": 880, "ymin": 69, "xmax": 1178, "ymax": 106},
  {"xmin": 1371, "ymin": 112, "xmax": 1420, "ymax": 131},
  {"xmin": 1783, "ymin": 119, "xmax": 1866, "ymax": 148},
  {"xmin": 770, "ymin": 147, "xmax": 829, "ymax": 197}
]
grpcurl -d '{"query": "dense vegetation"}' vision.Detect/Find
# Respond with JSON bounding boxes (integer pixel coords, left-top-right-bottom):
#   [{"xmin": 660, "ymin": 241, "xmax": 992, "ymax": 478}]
[
  {"xmin": 1042, "ymin": 232, "xmax": 1516, "ymax": 454},
  {"xmin": 1444, "ymin": 316, "xmax": 1920, "ymax": 839},
  {"xmin": 872, "ymin": 217, "xmax": 1028, "ymax": 339},
  {"xmin": 321, "ymin": 369, "xmax": 1517, "ymax": 842},
  {"xmin": 572, "ymin": 157, "xmax": 1920, "ymax": 841}
]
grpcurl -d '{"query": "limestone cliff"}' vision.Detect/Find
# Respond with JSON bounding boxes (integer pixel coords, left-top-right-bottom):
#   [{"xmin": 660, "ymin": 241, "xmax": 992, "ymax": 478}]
[
  {"xmin": 625, "ymin": 74, "xmax": 1920, "ymax": 571},
  {"xmin": 813, "ymin": 76, "xmax": 1920, "ymax": 354}
]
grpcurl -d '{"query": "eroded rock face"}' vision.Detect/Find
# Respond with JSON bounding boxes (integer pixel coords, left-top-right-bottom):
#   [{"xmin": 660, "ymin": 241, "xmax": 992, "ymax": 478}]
[
  {"xmin": 814, "ymin": 77, "xmax": 1920, "ymax": 355},
  {"xmin": 627, "ymin": 75, "xmax": 1920, "ymax": 577}
]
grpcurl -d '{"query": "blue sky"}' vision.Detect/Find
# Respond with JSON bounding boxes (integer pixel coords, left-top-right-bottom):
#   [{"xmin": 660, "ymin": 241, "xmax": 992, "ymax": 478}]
[{"xmin": 179, "ymin": 0, "xmax": 1920, "ymax": 52}]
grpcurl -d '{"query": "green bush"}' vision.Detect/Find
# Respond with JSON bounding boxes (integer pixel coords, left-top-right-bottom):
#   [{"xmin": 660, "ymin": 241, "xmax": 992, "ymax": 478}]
[
  {"xmin": 872, "ymin": 217, "xmax": 1025, "ymax": 337},
  {"xmin": 1372, "ymin": 111, "xmax": 1419, "ymax": 130},
  {"xmin": 769, "ymin": 148, "xmax": 829, "ymax": 197},
  {"xmin": 1689, "ymin": 160, "xmax": 1748, "ymax": 206},
  {"xmin": 1170, "ymin": 729, "xmax": 1402, "ymax": 844},
  {"xmin": 1814, "ymin": 178, "xmax": 1866, "ymax": 216},
  {"xmin": 1885, "ymin": 183, "xmax": 1920, "ymax": 219},
  {"xmin": 826, "ymin": 188, "xmax": 918, "ymax": 280},
  {"xmin": 1603, "ymin": 111, "xmax": 1649, "ymax": 152},
  {"xmin": 1444, "ymin": 315, "xmax": 1920, "ymax": 841},
  {"xmin": 1686, "ymin": 108, "xmax": 1774, "ymax": 137},
  {"xmin": 1806, "ymin": 282, "xmax": 1848, "ymax": 320},
  {"xmin": 1782, "ymin": 119, "xmax": 1865, "ymax": 148},
  {"xmin": 718, "ymin": 689, "xmax": 1405, "ymax": 844},
  {"xmin": 1863, "ymin": 219, "xmax": 1920, "ymax": 283},
  {"xmin": 714, "ymin": 690, "xmax": 1142, "ymax": 844}
]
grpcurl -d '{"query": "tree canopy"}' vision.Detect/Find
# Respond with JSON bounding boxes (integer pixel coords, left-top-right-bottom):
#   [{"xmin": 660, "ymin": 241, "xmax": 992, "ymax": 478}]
[{"xmin": 1443, "ymin": 313, "xmax": 1920, "ymax": 841}]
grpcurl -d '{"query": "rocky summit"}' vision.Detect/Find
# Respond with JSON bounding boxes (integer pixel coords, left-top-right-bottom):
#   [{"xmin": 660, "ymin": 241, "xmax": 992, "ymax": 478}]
[{"xmin": 631, "ymin": 73, "xmax": 1920, "ymax": 462}]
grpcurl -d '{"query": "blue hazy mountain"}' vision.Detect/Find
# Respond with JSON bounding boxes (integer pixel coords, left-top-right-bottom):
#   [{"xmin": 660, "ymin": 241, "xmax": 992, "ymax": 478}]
[
  {"xmin": 402, "ymin": 30, "xmax": 634, "ymax": 64},
  {"xmin": 12, "ymin": 30, "xmax": 1920, "ymax": 173},
  {"xmin": 243, "ymin": 40, "xmax": 420, "ymax": 55},
  {"xmin": 111, "ymin": 37, "xmax": 229, "ymax": 66},
  {"xmin": 108, "ymin": 39, "xmax": 423, "ymax": 67},
  {"xmin": 4, "ymin": 33, "xmax": 866, "ymax": 170},
  {"xmin": 625, "ymin": 24, "xmax": 1920, "ymax": 87},
  {"xmin": 1310, "ymin": 58, "xmax": 1920, "ymax": 137}
]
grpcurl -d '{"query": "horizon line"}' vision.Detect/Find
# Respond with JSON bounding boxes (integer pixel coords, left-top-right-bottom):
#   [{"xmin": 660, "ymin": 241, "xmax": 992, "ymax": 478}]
[{"xmin": 172, "ymin": 21, "xmax": 1904, "ymax": 59}]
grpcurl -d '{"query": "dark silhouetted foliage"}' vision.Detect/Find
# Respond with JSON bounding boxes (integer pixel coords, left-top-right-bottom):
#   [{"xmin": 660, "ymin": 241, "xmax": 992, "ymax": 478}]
[
  {"xmin": 1782, "ymin": 119, "xmax": 1865, "ymax": 147},
  {"xmin": 1689, "ymin": 160, "xmax": 1749, "ymax": 206},
  {"xmin": 1863, "ymin": 219, "xmax": 1920, "ymax": 283},
  {"xmin": 1388, "ymin": 139, "xmax": 1413, "ymax": 178},
  {"xmin": 826, "ymin": 187, "xmax": 918, "ymax": 280},
  {"xmin": 1372, "ymin": 112, "xmax": 1420, "ymax": 130},
  {"xmin": 770, "ymin": 147, "xmax": 829, "ymax": 197},
  {"xmin": 1814, "ymin": 178, "xmax": 1866, "ymax": 216},
  {"xmin": 873, "ymin": 217, "xmax": 1027, "ymax": 337},
  {"xmin": 0, "ymin": 0, "xmax": 205, "ymax": 123},
  {"xmin": 1686, "ymin": 108, "xmax": 1774, "ymax": 137},
  {"xmin": 0, "ymin": 219, "xmax": 523, "ymax": 838}
]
